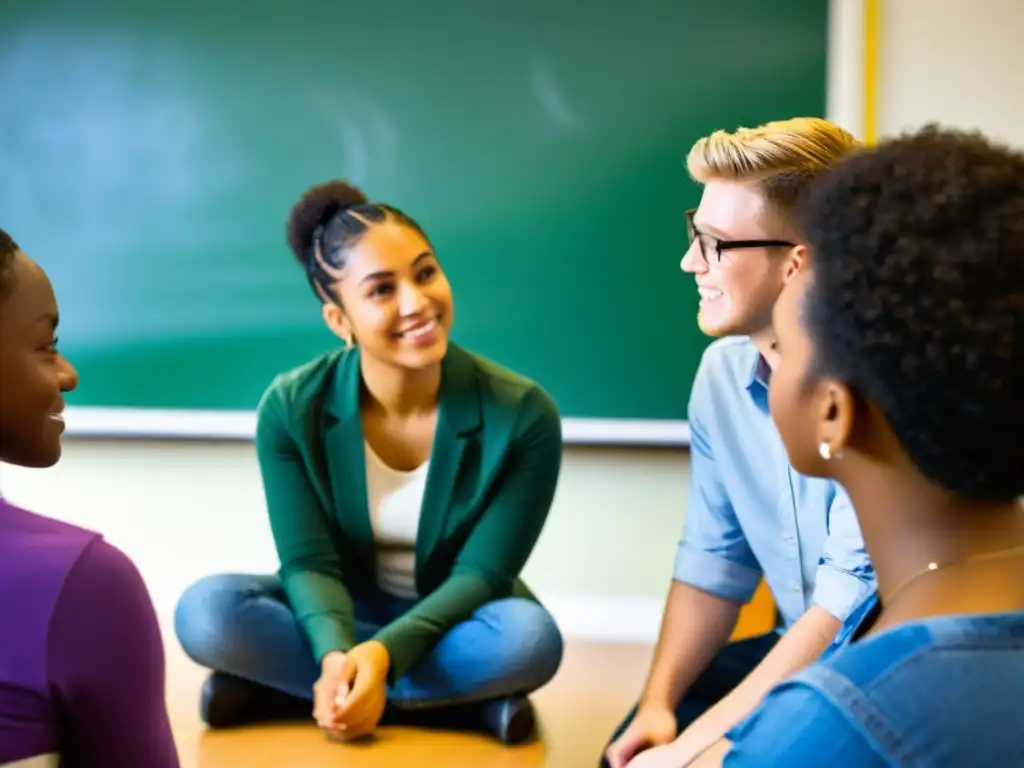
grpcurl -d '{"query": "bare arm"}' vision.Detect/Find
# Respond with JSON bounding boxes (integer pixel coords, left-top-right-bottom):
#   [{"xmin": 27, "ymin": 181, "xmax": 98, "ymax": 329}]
[
  {"xmin": 605, "ymin": 583, "xmax": 743, "ymax": 768},
  {"xmin": 607, "ymin": 350, "xmax": 766, "ymax": 768},
  {"xmin": 690, "ymin": 739, "xmax": 731, "ymax": 768},
  {"xmin": 673, "ymin": 605, "xmax": 840, "ymax": 764},
  {"xmin": 639, "ymin": 581, "xmax": 742, "ymax": 712},
  {"xmin": 672, "ymin": 487, "xmax": 874, "ymax": 764}
]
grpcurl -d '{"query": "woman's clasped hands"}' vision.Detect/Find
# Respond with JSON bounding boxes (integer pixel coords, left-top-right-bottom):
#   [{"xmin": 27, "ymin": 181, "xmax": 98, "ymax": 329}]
[{"xmin": 314, "ymin": 640, "xmax": 391, "ymax": 740}]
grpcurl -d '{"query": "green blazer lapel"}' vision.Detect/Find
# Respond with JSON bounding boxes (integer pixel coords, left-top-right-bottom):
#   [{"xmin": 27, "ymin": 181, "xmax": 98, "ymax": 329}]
[
  {"xmin": 416, "ymin": 345, "xmax": 482, "ymax": 570},
  {"xmin": 322, "ymin": 348, "xmax": 375, "ymax": 558}
]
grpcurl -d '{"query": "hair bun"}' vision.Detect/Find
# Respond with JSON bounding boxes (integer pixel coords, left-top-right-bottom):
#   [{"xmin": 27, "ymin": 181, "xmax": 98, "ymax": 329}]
[{"xmin": 286, "ymin": 180, "xmax": 368, "ymax": 264}]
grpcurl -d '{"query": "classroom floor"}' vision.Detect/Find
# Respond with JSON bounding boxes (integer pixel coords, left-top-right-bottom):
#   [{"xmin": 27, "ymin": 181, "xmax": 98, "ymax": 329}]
[
  {"xmin": 164, "ymin": 611, "xmax": 654, "ymax": 768},
  {"xmin": 163, "ymin": 583, "xmax": 776, "ymax": 766}
]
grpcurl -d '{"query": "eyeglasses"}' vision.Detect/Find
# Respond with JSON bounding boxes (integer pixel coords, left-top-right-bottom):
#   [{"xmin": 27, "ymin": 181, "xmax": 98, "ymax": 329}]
[{"xmin": 685, "ymin": 208, "xmax": 796, "ymax": 263}]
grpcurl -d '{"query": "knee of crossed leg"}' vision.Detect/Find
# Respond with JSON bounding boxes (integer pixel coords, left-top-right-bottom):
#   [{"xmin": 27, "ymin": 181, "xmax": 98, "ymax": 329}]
[
  {"xmin": 485, "ymin": 597, "xmax": 565, "ymax": 692},
  {"xmin": 173, "ymin": 573, "xmax": 254, "ymax": 669}
]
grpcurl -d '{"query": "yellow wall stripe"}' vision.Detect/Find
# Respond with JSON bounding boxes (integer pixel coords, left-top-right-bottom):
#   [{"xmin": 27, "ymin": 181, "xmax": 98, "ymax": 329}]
[{"xmin": 863, "ymin": 0, "xmax": 880, "ymax": 144}]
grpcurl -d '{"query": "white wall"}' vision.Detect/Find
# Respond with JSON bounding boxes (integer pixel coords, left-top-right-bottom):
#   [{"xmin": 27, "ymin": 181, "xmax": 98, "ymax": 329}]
[
  {"xmin": 0, "ymin": 439, "xmax": 687, "ymax": 641},
  {"xmin": 2, "ymin": 0, "xmax": 1021, "ymax": 642},
  {"xmin": 878, "ymin": 0, "xmax": 1024, "ymax": 146}
]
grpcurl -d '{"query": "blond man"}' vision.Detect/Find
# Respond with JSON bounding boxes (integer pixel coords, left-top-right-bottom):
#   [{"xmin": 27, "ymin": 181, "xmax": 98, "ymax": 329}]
[{"xmin": 603, "ymin": 119, "xmax": 876, "ymax": 768}]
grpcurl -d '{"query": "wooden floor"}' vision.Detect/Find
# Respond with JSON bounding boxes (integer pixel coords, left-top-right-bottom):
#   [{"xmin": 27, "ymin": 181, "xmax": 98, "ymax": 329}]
[
  {"xmin": 165, "ymin": 583, "xmax": 776, "ymax": 767},
  {"xmin": 166, "ymin": 626, "xmax": 653, "ymax": 768}
]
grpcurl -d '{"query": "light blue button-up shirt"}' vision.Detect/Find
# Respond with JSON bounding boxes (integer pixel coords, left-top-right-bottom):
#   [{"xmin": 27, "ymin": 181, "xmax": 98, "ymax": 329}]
[{"xmin": 673, "ymin": 336, "xmax": 875, "ymax": 628}]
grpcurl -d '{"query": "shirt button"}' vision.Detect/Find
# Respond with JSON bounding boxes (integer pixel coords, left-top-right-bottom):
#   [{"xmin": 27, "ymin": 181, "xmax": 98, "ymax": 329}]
[{"xmin": 792, "ymin": 582, "xmax": 802, "ymax": 592}]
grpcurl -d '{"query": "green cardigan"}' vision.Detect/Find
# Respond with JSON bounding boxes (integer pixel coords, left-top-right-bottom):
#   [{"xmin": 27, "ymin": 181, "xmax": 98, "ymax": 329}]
[{"xmin": 254, "ymin": 342, "xmax": 563, "ymax": 682}]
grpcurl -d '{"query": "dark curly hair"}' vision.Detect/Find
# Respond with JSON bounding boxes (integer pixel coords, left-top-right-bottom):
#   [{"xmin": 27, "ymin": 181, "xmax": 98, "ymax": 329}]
[
  {"xmin": 0, "ymin": 227, "xmax": 20, "ymax": 302},
  {"xmin": 801, "ymin": 124, "xmax": 1024, "ymax": 501},
  {"xmin": 286, "ymin": 180, "xmax": 430, "ymax": 303}
]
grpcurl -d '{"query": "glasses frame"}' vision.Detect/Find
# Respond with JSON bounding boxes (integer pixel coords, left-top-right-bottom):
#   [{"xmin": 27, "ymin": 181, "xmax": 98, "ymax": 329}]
[{"xmin": 685, "ymin": 208, "xmax": 796, "ymax": 262}]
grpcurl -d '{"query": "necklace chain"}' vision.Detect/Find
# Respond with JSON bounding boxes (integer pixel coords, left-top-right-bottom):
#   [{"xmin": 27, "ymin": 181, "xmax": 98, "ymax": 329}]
[{"xmin": 883, "ymin": 543, "xmax": 1024, "ymax": 604}]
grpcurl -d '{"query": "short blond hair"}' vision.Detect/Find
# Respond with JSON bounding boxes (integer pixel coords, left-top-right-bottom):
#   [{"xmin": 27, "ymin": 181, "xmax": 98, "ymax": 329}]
[{"xmin": 687, "ymin": 117, "xmax": 861, "ymax": 232}]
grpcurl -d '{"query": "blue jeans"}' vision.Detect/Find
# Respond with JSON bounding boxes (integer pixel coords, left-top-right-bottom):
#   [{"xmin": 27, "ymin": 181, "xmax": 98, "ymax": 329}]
[{"xmin": 173, "ymin": 573, "xmax": 564, "ymax": 708}]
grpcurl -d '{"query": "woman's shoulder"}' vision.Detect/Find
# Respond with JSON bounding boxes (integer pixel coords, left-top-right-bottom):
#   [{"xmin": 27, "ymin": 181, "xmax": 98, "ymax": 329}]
[
  {"xmin": 262, "ymin": 350, "xmax": 346, "ymax": 403},
  {"xmin": 0, "ymin": 500, "xmax": 151, "ymax": 660},
  {"xmin": 0, "ymin": 498, "xmax": 148, "ymax": 598},
  {"xmin": 732, "ymin": 613, "xmax": 1024, "ymax": 765},
  {"xmin": 822, "ymin": 612, "xmax": 1024, "ymax": 687},
  {"xmin": 454, "ymin": 345, "xmax": 558, "ymax": 417},
  {"xmin": 260, "ymin": 348, "xmax": 346, "ymax": 408},
  {"xmin": 0, "ymin": 498, "xmax": 102, "ymax": 581}
]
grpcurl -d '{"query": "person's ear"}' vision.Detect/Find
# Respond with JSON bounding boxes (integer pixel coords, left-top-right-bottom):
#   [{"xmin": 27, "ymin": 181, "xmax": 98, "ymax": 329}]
[
  {"xmin": 322, "ymin": 302, "xmax": 355, "ymax": 349},
  {"xmin": 783, "ymin": 244, "xmax": 807, "ymax": 284},
  {"xmin": 816, "ymin": 379, "xmax": 855, "ymax": 460}
]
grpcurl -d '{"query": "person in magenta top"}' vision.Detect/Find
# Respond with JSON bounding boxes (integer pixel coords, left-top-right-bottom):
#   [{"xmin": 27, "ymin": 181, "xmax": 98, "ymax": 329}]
[{"xmin": 0, "ymin": 227, "xmax": 180, "ymax": 767}]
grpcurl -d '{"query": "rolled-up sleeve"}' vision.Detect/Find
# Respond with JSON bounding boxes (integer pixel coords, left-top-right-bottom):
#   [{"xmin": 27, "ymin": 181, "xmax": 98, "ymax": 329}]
[
  {"xmin": 673, "ymin": 387, "xmax": 762, "ymax": 604},
  {"xmin": 812, "ymin": 486, "xmax": 876, "ymax": 622}
]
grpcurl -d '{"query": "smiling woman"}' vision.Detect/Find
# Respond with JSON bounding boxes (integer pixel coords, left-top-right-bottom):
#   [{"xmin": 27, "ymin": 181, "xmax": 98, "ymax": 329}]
[
  {"xmin": 0, "ymin": 228, "xmax": 179, "ymax": 767},
  {"xmin": 293, "ymin": 181, "xmax": 455, "ymax": 374},
  {"xmin": 173, "ymin": 182, "xmax": 566, "ymax": 747}
]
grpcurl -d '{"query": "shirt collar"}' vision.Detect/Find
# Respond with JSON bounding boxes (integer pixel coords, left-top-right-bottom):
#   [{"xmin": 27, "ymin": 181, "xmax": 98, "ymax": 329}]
[
  {"xmin": 746, "ymin": 349, "xmax": 771, "ymax": 412},
  {"xmin": 747, "ymin": 351, "xmax": 770, "ymax": 389}
]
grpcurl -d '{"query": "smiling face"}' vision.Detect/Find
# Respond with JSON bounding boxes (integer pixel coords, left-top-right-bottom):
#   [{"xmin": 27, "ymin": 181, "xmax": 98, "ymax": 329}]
[
  {"xmin": 322, "ymin": 220, "xmax": 454, "ymax": 370},
  {"xmin": 0, "ymin": 252, "xmax": 79, "ymax": 467},
  {"xmin": 680, "ymin": 180, "xmax": 798, "ymax": 338}
]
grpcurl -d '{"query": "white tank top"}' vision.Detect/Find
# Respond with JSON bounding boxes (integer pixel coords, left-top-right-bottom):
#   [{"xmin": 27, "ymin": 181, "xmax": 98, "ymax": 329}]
[{"xmin": 364, "ymin": 442, "xmax": 427, "ymax": 600}]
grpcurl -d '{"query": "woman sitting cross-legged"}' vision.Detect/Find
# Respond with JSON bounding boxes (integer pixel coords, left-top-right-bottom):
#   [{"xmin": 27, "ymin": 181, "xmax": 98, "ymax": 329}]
[{"xmin": 173, "ymin": 180, "xmax": 565, "ymax": 745}]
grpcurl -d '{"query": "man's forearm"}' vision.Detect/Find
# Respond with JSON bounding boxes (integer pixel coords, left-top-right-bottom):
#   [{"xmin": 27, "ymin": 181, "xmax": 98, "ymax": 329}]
[
  {"xmin": 674, "ymin": 604, "xmax": 841, "ymax": 764},
  {"xmin": 640, "ymin": 580, "xmax": 741, "ymax": 711},
  {"xmin": 690, "ymin": 738, "xmax": 732, "ymax": 768}
]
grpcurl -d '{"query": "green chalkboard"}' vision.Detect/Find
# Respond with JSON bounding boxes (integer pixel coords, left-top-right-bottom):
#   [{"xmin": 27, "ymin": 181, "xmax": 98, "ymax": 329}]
[{"xmin": 0, "ymin": 0, "xmax": 828, "ymax": 436}]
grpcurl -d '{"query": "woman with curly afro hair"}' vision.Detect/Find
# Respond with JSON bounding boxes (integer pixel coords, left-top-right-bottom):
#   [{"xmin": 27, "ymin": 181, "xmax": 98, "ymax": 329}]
[{"xmin": 691, "ymin": 126, "xmax": 1024, "ymax": 767}]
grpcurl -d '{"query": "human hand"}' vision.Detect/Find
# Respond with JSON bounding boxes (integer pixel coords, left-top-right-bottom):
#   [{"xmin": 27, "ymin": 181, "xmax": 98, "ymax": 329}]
[
  {"xmin": 625, "ymin": 741, "xmax": 688, "ymax": 768},
  {"xmin": 326, "ymin": 640, "xmax": 390, "ymax": 740},
  {"xmin": 313, "ymin": 651, "xmax": 353, "ymax": 732},
  {"xmin": 605, "ymin": 706, "xmax": 678, "ymax": 768}
]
